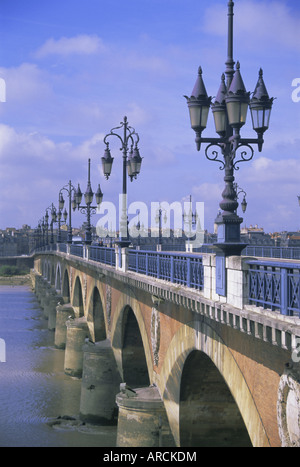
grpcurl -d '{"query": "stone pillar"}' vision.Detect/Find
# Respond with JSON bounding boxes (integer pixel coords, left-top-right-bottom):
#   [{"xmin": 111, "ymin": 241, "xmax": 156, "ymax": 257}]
[
  {"xmin": 36, "ymin": 278, "xmax": 47, "ymax": 304},
  {"xmin": 30, "ymin": 270, "xmax": 36, "ymax": 290},
  {"xmin": 47, "ymin": 294, "xmax": 64, "ymax": 331},
  {"xmin": 64, "ymin": 317, "xmax": 89, "ymax": 377},
  {"xmin": 278, "ymin": 361, "xmax": 300, "ymax": 447},
  {"xmin": 41, "ymin": 288, "xmax": 52, "ymax": 319},
  {"xmin": 79, "ymin": 339, "xmax": 121, "ymax": 424},
  {"xmin": 202, "ymin": 253, "xmax": 252, "ymax": 310},
  {"xmin": 115, "ymin": 246, "xmax": 128, "ymax": 272},
  {"xmin": 54, "ymin": 304, "xmax": 75, "ymax": 349},
  {"xmin": 226, "ymin": 256, "xmax": 251, "ymax": 309},
  {"xmin": 116, "ymin": 385, "xmax": 175, "ymax": 447}
]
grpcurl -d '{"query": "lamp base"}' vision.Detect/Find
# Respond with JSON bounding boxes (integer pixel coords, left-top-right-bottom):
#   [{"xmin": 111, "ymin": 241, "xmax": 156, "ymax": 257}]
[
  {"xmin": 115, "ymin": 239, "xmax": 131, "ymax": 248},
  {"xmin": 214, "ymin": 213, "xmax": 247, "ymax": 257}
]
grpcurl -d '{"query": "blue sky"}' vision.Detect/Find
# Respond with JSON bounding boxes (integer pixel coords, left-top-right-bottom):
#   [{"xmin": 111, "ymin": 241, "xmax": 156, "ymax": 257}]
[{"xmin": 0, "ymin": 0, "xmax": 300, "ymax": 234}]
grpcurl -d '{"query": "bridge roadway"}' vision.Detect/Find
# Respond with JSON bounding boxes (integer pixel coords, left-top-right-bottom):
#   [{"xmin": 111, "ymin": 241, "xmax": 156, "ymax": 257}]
[{"xmin": 31, "ymin": 244, "xmax": 300, "ymax": 447}]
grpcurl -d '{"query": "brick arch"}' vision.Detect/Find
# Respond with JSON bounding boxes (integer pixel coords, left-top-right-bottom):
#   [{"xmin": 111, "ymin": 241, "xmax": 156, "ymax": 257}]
[
  {"xmin": 71, "ymin": 275, "xmax": 84, "ymax": 317},
  {"xmin": 61, "ymin": 267, "xmax": 70, "ymax": 303},
  {"xmin": 86, "ymin": 285, "xmax": 107, "ymax": 342},
  {"xmin": 50, "ymin": 264, "xmax": 55, "ymax": 286},
  {"xmin": 55, "ymin": 262, "xmax": 62, "ymax": 292},
  {"xmin": 42, "ymin": 259, "xmax": 49, "ymax": 279},
  {"xmin": 111, "ymin": 288, "xmax": 153, "ymax": 387},
  {"xmin": 159, "ymin": 320, "xmax": 270, "ymax": 448},
  {"xmin": 46, "ymin": 260, "xmax": 51, "ymax": 281}
]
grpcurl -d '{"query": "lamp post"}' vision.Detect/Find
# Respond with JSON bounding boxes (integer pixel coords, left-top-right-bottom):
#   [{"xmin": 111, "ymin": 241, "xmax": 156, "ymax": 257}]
[
  {"xmin": 56, "ymin": 203, "xmax": 68, "ymax": 244},
  {"xmin": 155, "ymin": 205, "xmax": 168, "ymax": 248},
  {"xmin": 185, "ymin": 0, "xmax": 274, "ymax": 257},
  {"xmin": 45, "ymin": 203, "xmax": 57, "ymax": 244},
  {"xmin": 102, "ymin": 116, "xmax": 142, "ymax": 247},
  {"xmin": 36, "ymin": 222, "xmax": 43, "ymax": 248},
  {"xmin": 74, "ymin": 158, "xmax": 103, "ymax": 245},
  {"xmin": 59, "ymin": 180, "xmax": 76, "ymax": 244},
  {"xmin": 183, "ymin": 195, "xmax": 198, "ymax": 250},
  {"xmin": 40, "ymin": 218, "xmax": 46, "ymax": 246},
  {"xmin": 44, "ymin": 212, "xmax": 49, "ymax": 245}
]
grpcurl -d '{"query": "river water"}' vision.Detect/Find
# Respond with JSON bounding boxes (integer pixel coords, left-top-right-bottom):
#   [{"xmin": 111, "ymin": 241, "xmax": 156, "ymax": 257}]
[{"xmin": 0, "ymin": 285, "xmax": 117, "ymax": 447}]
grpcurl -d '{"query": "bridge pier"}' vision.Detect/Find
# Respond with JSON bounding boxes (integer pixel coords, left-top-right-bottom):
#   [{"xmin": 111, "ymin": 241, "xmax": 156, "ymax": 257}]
[
  {"xmin": 34, "ymin": 277, "xmax": 52, "ymax": 318},
  {"xmin": 38, "ymin": 281, "xmax": 49, "ymax": 308},
  {"xmin": 54, "ymin": 304, "xmax": 75, "ymax": 349},
  {"xmin": 47, "ymin": 293, "xmax": 64, "ymax": 331},
  {"xmin": 116, "ymin": 385, "xmax": 175, "ymax": 447},
  {"xmin": 79, "ymin": 339, "xmax": 121, "ymax": 424},
  {"xmin": 64, "ymin": 317, "xmax": 89, "ymax": 377}
]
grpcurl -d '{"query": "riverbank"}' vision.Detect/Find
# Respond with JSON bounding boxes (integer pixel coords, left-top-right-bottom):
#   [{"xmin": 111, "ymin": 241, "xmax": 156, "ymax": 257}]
[{"xmin": 0, "ymin": 274, "xmax": 31, "ymax": 286}]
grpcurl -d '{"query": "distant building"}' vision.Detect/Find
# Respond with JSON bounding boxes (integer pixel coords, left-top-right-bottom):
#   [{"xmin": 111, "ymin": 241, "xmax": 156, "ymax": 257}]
[
  {"xmin": 271, "ymin": 231, "xmax": 300, "ymax": 248},
  {"xmin": 241, "ymin": 225, "xmax": 273, "ymax": 246},
  {"xmin": 0, "ymin": 225, "xmax": 35, "ymax": 256}
]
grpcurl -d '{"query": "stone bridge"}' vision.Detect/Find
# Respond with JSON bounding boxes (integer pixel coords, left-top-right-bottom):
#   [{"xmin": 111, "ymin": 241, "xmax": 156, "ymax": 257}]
[{"xmin": 31, "ymin": 245, "xmax": 300, "ymax": 448}]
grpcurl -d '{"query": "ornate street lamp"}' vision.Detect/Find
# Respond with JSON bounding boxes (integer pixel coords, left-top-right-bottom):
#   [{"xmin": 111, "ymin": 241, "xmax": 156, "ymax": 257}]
[
  {"xmin": 45, "ymin": 203, "xmax": 57, "ymax": 244},
  {"xmin": 102, "ymin": 116, "xmax": 143, "ymax": 247},
  {"xmin": 155, "ymin": 205, "xmax": 168, "ymax": 247},
  {"xmin": 56, "ymin": 192, "xmax": 68, "ymax": 244},
  {"xmin": 183, "ymin": 195, "xmax": 198, "ymax": 249},
  {"xmin": 234, "ymin": 183, "xmax": 247, "ymax": 214},
  {"xmin": 74, "ymin": 158, "xmax": 103, "ymax": 245},
  {"xmin": 36, "ymin": 221, "xmax": 43, "ymax": 248},
  {"xmin": 59, "ymin": 181, "xmax": 77, "ymax": 244},
  {"xmin": 44, "ymin": 211, "xmax": 49, "ymax": 245},
  {"xmin": 185, "ymin": 0, "xmax": 274, "ymax": 258}
]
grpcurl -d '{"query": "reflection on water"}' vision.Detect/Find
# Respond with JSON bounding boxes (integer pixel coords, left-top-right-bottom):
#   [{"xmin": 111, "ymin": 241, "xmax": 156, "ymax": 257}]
[{"xmin": 0, "ymin": 285, "xmax": 117, "ymax": 447}]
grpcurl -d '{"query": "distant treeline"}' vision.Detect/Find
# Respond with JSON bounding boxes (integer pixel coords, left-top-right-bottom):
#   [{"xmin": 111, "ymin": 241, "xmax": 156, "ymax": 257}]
[{"xmin": 0, "ymin": 265, "xmax": 30, "ymax": 277}]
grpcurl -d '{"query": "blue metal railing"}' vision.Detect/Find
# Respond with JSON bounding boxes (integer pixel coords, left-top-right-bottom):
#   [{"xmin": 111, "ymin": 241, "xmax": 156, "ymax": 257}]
[
  {"xmin": 57, "ymin": 243, "xmax": 67, "ymax": 253},
  {"xmin": 34, "ymin": 244, "xmax": 300, "ymax": 314},
  {"xmin": 128, "ymin": 250, "xmax": 203, "ymax": 291},
  {"xmin": 244, "ymin": 245, "xmax": 300, "ymax": 260},
  {"xmin": 247, "ymin": 260, "xmax": 300, "ymax": 317},
  {"xmin": 70, "ymin": 244, "xmax": 84, "ymax": 258},
  {"xmin": 89, "ymin": 246, "xmax": 116, "ymax": 267}
]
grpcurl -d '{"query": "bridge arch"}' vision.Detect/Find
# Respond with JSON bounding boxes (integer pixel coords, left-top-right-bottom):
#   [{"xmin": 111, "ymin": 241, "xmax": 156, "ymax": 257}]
[
  {"xmin": 72, "ymin": 275, "xmax": 84, "ymax": 317},
  {"xmin": 159, "ymin": 320, "xmax": 270, "ymax": 448},
  {"xmin": 55, "ymin": 262, "xmax": 62, "ymax": 291},
  {"xmin": 50, "ymin": 264, "xmax": 55, "ymax": 286},
  {"xmin": 44, "ymin": 260, "xmax": 50, "ymax": 280},
  {"xmin": 41, "ymin": 259, "xmax": 46, "ymax": 277},
  {"xmin": 87, "ymin": 286, "xmax": 106, "ymax": 342},
  {"xmin": 62, "ymin": 268, "xmax": 70, "ymax": 303},
  {"xmin": 111, "ymin": 289, "xmax": 153, "ymax": 388},
  {"xmin": 179, "ymin": 349, "xmax": 252, "ymax": 447}
]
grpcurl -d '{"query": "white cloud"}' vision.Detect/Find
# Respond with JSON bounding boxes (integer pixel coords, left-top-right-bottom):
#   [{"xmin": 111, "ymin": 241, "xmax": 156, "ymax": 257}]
[
  {"xmin": 35, "ymin": 34, "xmax": 106, "ymax": 58},
  {"xmin": 0, "ymin": 124, "xmax": 109, "ymax": 227},
  {"xmin": 203, "ymin": 0, "xmax": 300, "ymax": 51},
  {"xmin": 246, "ymin": 156, "xmax": 300, "ymax": 184},
  {"xmin": 0, "ymin": 63, "xmax": 52, "ymax": 103}
]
